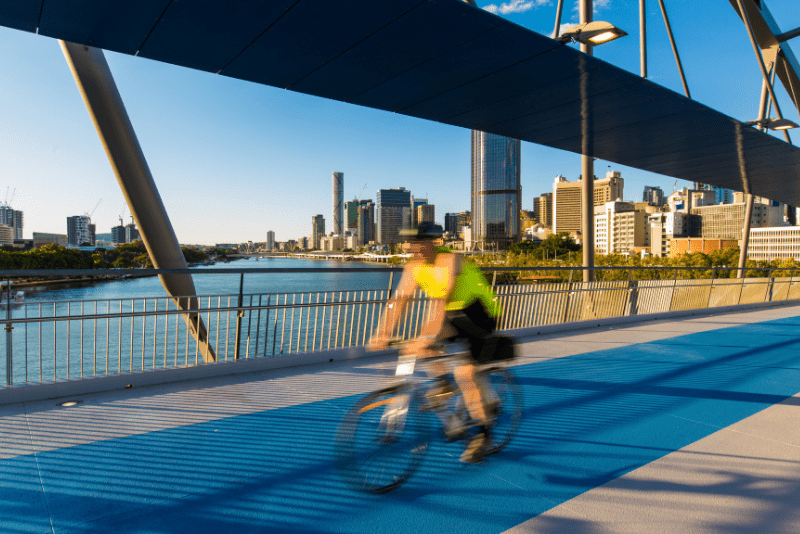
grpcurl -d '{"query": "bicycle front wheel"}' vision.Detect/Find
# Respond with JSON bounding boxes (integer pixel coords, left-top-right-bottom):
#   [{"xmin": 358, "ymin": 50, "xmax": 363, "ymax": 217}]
[
  {"xmin": 483, "ymin": 368, "xmax": 523, "ymax": 456},
  {"xmin": 335, "ymin": 385, "xmax": 431, "ymax": 493}
]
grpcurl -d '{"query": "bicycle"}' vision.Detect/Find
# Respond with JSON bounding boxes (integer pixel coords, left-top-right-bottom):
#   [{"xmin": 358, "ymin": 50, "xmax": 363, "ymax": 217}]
[{"xmin": 335, "ymin": 341, "xmax": 523, "ymax": 493}]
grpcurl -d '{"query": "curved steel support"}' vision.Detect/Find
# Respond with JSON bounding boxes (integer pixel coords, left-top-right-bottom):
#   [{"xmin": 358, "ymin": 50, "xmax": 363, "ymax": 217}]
[
  {"xmin": 60, "ymin": 41, "xmax": 216, "ymax": 362},
  {"xmin": 656, "ymin": 0, "xmax": 690, "ymax": 99}
]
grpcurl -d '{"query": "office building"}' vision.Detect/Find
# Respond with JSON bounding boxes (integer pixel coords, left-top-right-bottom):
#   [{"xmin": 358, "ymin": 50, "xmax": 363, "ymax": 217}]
[
  {"xmin": 111, "ymin": 225, "xmax": 127, "ymax": 244},
  {"xmin": 471, "ymin": 131, "xmax": 521, "ymax": 248},
  {"xmin": 690, "ymin": 196, "xmax": 783, "ymax": 240},
  {"xmin": 266, "ymin": 231, "xmax": 275, "ymax": 252},
  {"xmin": 0, "ymin": 224, "xmax": 12, "ymax": 245},
  {"xmin": 357, "ymin": 202, "xmax": 375, "ymax": 245},
  {"xmin": 0, "ymin": 204, "xmax": 23, "ymax": 240},
  {"xmin": 67, "ymin": 215, "xmax": 95, "ymax": 246},
  {"xmin": 311, "ymin": 215, "xmax": 325, "ymax": 249},
  {"xmin": 411, "ymin": 197, "xmax": 428, "ymax": 229},
  {"xmin": 594, "ymin": 201, "xmax": 650, "ymax": 255},
  {"xmin": 344, "ymin": 198, "xmax": 373, "ymax": 230},
  {"xmin": 444, "ymin": 213, "xmax": 459, "ymax": 236},
  {"xmin": 377, "ymin": 187, "xmax": 411, "ymax": 245},
  {"xmin": 553, "ymin": 171, "xmax": 624, "ymax": 234},
  {"xmin": 670, "ymin": 238, "xmax": 738, "ymax": 257},
  {"xmin": 642, "ymin": 185, "xmax": 665, "ymax": 206},
  {"xmin": 417, "ymin": 204, "xmax": 435, "ymax": 226},
  {"xmin": 747, "ymin": 226, "xmax": 800, "ymax": 261},
  {"xmin": 649, "ymin": 211, "xmax": 688, "ymax": 257},
  {"xmin": 534, "ymin": 193, "xmax": 553, "ymax": 228},
  {"xmin": 332, "ymin": 172, "xmax": 344, "ymax": 236},
  {"xmin": 33, "ymin": 232, "xmax": 68, "ymax": 248}
]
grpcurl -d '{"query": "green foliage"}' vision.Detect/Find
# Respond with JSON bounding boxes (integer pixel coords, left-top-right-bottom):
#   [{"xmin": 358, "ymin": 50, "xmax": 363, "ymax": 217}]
[
  {"xmin": 471, "ymin": 245, "xmax": 800, "ymax": 282},
  {"xmin": 0, "ymin": 240, "xmax": 208, "ymax": 270},
  {"xmin": 0, "ymin": 244, "xmax": 94, "ymax": 270}
]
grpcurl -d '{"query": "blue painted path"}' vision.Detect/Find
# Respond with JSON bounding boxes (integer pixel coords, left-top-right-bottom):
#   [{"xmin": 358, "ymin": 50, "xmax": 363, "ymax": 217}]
[{"xmin": 3, "ymin": 316, "xmax": 800, "ymax": 533}]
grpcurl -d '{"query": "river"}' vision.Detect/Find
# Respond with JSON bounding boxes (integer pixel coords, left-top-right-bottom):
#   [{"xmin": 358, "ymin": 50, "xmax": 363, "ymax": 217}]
[{"xmin": 19, "ymin": 257, "xmax": 398, "ymax": 303}]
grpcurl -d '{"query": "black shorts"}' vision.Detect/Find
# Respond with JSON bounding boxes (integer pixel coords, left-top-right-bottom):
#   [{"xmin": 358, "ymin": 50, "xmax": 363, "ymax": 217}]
[{"xmin": 444, "ymin": 299, "xmax": 498, "ymax": 364}]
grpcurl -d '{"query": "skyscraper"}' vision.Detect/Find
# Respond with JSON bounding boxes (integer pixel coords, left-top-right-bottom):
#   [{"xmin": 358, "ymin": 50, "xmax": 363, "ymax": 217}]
[
  {"xmin": 553, "ymin": 172, "xmax": 624, "ymax": 234},
  {"xmin": 0, "ymin": 203, "xmax": 23, "ymax": 240},
  {"xmin": 266, "ymin": 231, "xmax": 275, "ymax": 252},
  {"xmin": 377, "ymin": 187, "xmax": 411, "ymax": 245},
  {"xmin": 332, "ymin": 172, "xmax": 344, "ymax": 236},
  {"xmin": 471, "ymin": 131, "xmax": 521, "ymax": 249},
  {"xmin": 534, "ymin": 193, "xmax": 553, "ymax": 228},
  {"xmin": 66, "ymin": 215, "xmax": 95, "ymax": 246},
  {"xmin": 643, "ymin": 185, "xmax": 665, "ymax": 206},
  {"xmin": 311, "ymin": 215, "xmax": 325, "ymax": 249},
  {"xmin": 444, "ymin": 213, "xmax": 459, "ymax": 236}
]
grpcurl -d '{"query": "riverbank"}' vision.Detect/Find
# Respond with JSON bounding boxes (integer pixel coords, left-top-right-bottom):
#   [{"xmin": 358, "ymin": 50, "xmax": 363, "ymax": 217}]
[{"xmin": 7, "ymin": 272, "xmax": 157, "ymax": 289}]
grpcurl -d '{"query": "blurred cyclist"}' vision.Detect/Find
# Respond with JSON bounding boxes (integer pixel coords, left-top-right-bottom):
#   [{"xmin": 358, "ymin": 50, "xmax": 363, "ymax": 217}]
[{"xmin": 370, "ymin": 222, "xmax": 502, "ymax": 463}]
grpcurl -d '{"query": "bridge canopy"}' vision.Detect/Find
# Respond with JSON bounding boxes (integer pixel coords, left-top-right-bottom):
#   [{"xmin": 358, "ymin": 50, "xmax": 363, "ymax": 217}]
[{"xmin": 2, "ymin": 0, "xmax": 800, "ymax": 204}]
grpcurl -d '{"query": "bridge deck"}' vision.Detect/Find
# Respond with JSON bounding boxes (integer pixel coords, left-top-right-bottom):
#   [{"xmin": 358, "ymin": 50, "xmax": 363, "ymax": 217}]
[{"xmin": 1, "ymin": 305, "xmax": 799, "ymax": 533}]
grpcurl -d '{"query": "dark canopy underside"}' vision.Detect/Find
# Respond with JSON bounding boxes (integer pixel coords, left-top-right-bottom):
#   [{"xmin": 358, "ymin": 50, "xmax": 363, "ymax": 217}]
[{"xmin": 2, "ymin": 0, "xmax": 799, "ymax": 204}]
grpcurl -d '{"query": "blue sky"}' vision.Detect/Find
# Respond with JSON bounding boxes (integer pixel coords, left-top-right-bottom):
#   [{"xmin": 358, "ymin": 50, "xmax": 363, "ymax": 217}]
[{"xmin": 0, "ymin": 0, "xmax": 799, "ymax": 245}]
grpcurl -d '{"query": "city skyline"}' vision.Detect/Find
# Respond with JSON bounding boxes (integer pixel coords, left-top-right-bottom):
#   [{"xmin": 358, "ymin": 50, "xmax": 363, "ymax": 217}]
[{"xmin": 0, "ymin": 2, "xmax": 798, "ymax": 244}]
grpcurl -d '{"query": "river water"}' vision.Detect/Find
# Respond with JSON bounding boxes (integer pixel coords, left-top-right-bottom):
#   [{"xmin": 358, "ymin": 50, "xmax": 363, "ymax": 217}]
[{"xmin": 20, "ymin": 257, "xmax": 397, "ymax": 303}]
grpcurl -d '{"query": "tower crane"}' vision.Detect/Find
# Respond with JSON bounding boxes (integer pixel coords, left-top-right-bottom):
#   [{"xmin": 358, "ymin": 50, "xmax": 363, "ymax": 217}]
[{"xmin": 87, "ymin": 198, "xmax": 102, "ymax": 219}]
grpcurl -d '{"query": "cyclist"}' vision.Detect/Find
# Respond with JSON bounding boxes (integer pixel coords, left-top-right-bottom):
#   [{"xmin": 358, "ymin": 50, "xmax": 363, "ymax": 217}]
[{"xmin": 369, "ymin": 222, "xmax": 502, "ymax": 463}]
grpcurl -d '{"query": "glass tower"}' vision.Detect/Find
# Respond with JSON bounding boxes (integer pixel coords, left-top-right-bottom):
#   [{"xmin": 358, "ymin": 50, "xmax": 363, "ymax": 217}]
[{"xmin": 471, "ymin": 131, "xmax": 521, "ymax": 249}]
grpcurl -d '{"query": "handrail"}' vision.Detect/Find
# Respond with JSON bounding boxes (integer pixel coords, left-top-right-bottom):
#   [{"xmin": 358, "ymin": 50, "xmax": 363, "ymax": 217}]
[{"xmin": 3, "ymin": 265, "xmax": 800, "ymax": 277}]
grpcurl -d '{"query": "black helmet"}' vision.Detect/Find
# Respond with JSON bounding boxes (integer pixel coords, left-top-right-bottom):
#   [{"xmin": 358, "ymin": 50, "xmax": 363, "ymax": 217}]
[{"xmin": 401, "ymin": 222, "xmax": 444, "ymax": 241}]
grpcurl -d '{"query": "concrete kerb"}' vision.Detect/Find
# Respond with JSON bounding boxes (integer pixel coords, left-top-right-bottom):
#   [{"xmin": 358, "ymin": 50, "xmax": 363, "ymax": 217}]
[
  {"xmin": 504, "ymin": 298, "xmax": 800, "ymax": 341},
  {"xmin": 1, "ymin": 298, "xmax": 798, "ymax": 407}
]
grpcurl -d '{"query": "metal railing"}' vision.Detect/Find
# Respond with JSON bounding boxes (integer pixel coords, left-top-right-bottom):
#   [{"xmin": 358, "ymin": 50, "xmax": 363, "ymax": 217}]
[{"xmin": 2, "ymin": 266, "xmax": 799, "ymax": 387}]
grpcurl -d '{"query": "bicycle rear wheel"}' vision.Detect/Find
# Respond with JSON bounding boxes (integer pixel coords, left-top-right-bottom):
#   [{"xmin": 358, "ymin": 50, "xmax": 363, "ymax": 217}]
[
  {"xmin": 483, "ymin": 368, "xmax": 523, "ymax": 455},
  {"xmin": 335, "ymin": 385, "xmax": 431, "ymax": 493}
]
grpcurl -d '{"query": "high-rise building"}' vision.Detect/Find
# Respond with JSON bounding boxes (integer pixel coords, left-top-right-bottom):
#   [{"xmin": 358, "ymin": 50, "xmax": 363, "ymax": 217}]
[
  {"xmin": 111, "ymin": 225, "xmax": 127, "ymax": 244},
  {"xmin": 534, "ymin": 193, "xmax": 553, "ymax": 228},
  {"xmin": 594, "ymin": 201, "xmax": 651, "ymax": 255},
  {"xmin": 444, "ymin": 213, "xmax": 459, "ymax": 236},
  {"xmin": 67, "ymin": 215, "xmax": 95, "ymax": 246},
  {"xmin": 456, "ymin": 211, "xmax": 472, "ymax": 238},
  {"xmin": 266, "ymin": 231, "xmax": 275, "ymax": 252},
  {"xmin": 417, "ymin": 204, "xmax": 435, "ymax": 226},
  {"xmin": 642, "ymin": 185, "xmax": 665, "ymax": 206},
  {"xmin": 411, "ymin": 197, "xmax": 428, "ymax": 229},
  {"xmin": 690, "ymin": 196, "xmax": 783, "ymax": 239},
  {"xmin": 311, "ymin": 215, "xmax": 325, "ymax": 249},
  {"xmin": 344, "ymin": 198, "xmax": 373, "ymax": 230},
  {"xmin": 0, "ymin": 224, "xmax": 12, "ymax": 245},
  {"xmin": 0, "ymin": 203, "xmax": 23, "ymax": 240},
  {"xmin": 471, "ymin": 131, "xmax": 521, "ymax": 249},
  {"xmin": 332, "ymin": 172, "xmax": 344, "ymax": 236},
  {"xmin": 357, "ymin": 202, "xmax": 375, "ymax": 246},
  {"xmin": 377, "ymin": 187, "xmax": 411, "ymax": 245},
  {"xmin": 553, "ymin": 171, "xmax": 624, "ymax": 234}
]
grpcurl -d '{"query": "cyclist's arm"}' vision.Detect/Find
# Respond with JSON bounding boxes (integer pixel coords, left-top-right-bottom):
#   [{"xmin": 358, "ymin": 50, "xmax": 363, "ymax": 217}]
[{"xmin": 372, "ymin": 264, "xmax": 418, "ymax": 345}]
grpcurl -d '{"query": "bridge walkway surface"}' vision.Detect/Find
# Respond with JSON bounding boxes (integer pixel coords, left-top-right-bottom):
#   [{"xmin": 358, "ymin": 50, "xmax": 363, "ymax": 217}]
[{"xmin": 1, "ymin": 305, "xmax": 799, "ymax": 533}]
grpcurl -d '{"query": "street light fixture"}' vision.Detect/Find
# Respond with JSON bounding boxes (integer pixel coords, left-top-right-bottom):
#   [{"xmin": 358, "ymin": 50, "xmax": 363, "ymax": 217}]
[
  {"xmin": 746, "ymin": 117, "xmax": 799, "ymax": 131},
  {"xmin": 557, "ymin": 21, "xmax": 628, "ymax": 45}
]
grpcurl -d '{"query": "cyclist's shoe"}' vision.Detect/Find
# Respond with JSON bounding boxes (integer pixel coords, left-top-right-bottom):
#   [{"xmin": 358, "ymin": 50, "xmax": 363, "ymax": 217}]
[
  {"xmin": 460, "ymin": 431, "xmax": 491, "ymax": 464},
  {"xmin": 423, "ymin": 379, "xmax": 454, "ymax": 411},
  {"xmin": 443, "ymin": 415, "xmax": 467, "ymax": 442}
]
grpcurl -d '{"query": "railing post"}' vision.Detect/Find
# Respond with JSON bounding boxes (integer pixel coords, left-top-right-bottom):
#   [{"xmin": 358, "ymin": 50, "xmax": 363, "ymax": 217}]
[
  {"xmin": 234, "ymin": 272, "xmax": 244, "ymax": 360},
  {"xmin": 668, "ymin": 268, "xmax": 678, "ymax": 311},
  {"xmin": 4, "ymin": 280, "xmax": 12, "ymax": 386},
  {"xmin": 706, "ymin": 268, "xmax": 716, "ymax": 308},
  {"xmin": 626, "ymin": 267, "xmax": 638, "ymax": 316},
  {"xmin": 766, "ymin": 268, "xmax": 774, "ymax": 302},
  {"xmin": 388, "ymin": 271, "xmax": 394, "ymax": 295}
]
